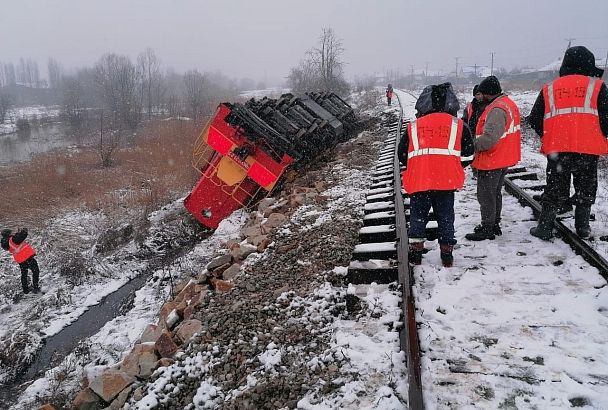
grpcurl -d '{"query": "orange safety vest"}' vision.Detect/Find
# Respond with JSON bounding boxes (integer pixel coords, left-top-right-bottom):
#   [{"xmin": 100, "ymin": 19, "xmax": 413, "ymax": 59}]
[
  {"xmin": 541, "ymin": 74, "xmax": 607, "ymax": 155},
  {"xmin": 401, "ymin": 112, "xmax": 465, "ymax": 194},
  {"xmin": 8, "ymin": 237, "xmax": 36, "ymax": 264},
  {"xmin": 465, "ymin": 102, "xmax": 473, "ymax": 121},
  {"xmin": 472, "ymin": 95, "xmax": 521, "ymax": 170},
  {"xmin": 387, "ymin": 89, "xmax": 394, "ymax": 98}
]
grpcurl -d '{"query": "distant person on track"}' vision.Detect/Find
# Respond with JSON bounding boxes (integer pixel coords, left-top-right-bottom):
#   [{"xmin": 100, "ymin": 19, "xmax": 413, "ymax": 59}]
[
  {"xmin": 398, "ymin": 82, "xmax": 474, "ymax": 267},
  {"xmin": 465, "ymin": 75, "xmax": 521, "ymax": 241},
  {"xmin": 386, "ymin": 84, "xmax": 394, "ymax": 106},
  {"xmin": 527, "ymin": 46, "xmax": 608, "ymax": 240},
  {"xmin": 1, "ymin": 228, "xmax": 41, "ymax": 294}
]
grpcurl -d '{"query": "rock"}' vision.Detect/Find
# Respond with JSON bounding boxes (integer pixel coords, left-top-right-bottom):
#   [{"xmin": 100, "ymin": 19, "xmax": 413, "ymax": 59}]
[
  {"xmin": 288, "ymin": 193, "xmax": 305, "ymax": 208},
  {"xmin": 158, "ymin": 302, "xmax": 179, "ymax": 330},
  {"xmin": 314, "ymin": 181, "xmax": 326, "ymax": 191},
  {"xmin": 109, "ymin": 385, "xmax": 132, "ymax": 409},
  {"xmin": 210, "ymin": 262, "xmax": 231, "ymax": 277},
  {"xmin": 183, "ymin": 305, "xmax": 195, "ymax": 320},
  {"xmin": 262, "ymin": 213, "xmax": 288, "ymax": 231},
  {"xmin": 211, "ymin": 279, "xmax": 235, "ymax": 292},
  {"xmin": 256, "ymin": 238, "xmax": 273, "ymax": 252},
  {"xmin": 120, "ymin": 343, "xmax": 158, "ymax": 379},
  {"xmin": 139, "ymin": 324, "xmax": 163, "ymax": 344},
  {"xmin": 206, "ymin": 254, "xmax": 233, "ymax": 271},
  {"xmin": 165, "ymin": 309, "xmax": 180, "ymax": 330},
  {"xmin": 197, "ymin": 269, "xmax": 211, "ymax": 284},
  {"xmin": 174, "ymin": 280, "xmax": 197, "ymax": 304},
  {"xmin": 222, "ymin": 264, "xmax": 241, "ymax": 281},
  {"xmin": 38, "ymin": 405, "xmax": 57, "ymax": 410},
  {"xmin": 257, "ymin": 198, "xmax": 276, "ymax": 214},
  {"xmin": 175, "ymin": 319, "xmax": 203, "ymax": 344},
  {"xmin": 249, "ymin": 235, "xmax": 268, "ymax": 247},
  {"xmin": 132, "ymin": 386, "xmax": 144, "ymax": 401},
  {"xmin": 155, "ymin": 330, "xmax": 178, "ymax": 358},
  {"xmin": 230, "ymin": 243, "xmax": 258, "ymax": 261},
  {"xmin": 89, "ymin": 368, "xmax": 135, "ymax": 403},
  {"xmin": 272, "ymin": 285, "xmax": 290, "ymax": 299},
  {"xmin": 242, "ymin": 225, "xmax": 263, "ymax": 239},
  {"xmin": 155, "ymin": 358, "xmax": 175, "ymax": 369}
]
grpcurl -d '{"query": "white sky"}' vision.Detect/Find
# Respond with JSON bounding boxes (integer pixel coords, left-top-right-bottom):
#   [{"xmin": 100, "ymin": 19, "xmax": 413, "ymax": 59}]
[{"xmin": 0, "ymin": 0, "xmax": 607, "ymax": 83}]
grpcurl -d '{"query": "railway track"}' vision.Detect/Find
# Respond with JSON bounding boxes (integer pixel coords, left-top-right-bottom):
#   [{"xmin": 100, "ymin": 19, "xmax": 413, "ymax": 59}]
[
  {"xmin": 504, "ymin": 167, "xmax": 608, "ymax": 280},
  {"xmin": 347, "ymin": 93, "xmax": 424, "ymax": 409},
  {"xmin": 346, "ymin": 90, "xmax": 608, "ymax": 409}
]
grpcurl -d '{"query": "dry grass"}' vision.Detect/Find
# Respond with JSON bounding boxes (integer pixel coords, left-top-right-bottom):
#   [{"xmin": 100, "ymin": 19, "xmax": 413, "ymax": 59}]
[{"xmin": 0, "ymin": 118, "xmax": 205, "ymax": 229}]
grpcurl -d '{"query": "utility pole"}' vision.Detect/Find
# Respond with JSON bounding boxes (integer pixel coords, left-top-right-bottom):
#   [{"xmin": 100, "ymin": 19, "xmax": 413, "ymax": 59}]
[
  {"xmin": 425, "ymin": 62, "xmax": 429, "ymax": 78},
  {"xmin": 410, "ymin": 65, "xmax": 415, "ymax": 90},
  {"xmin": 473, "ymin": 64, "xmax": 478, "ymax": 78},
  {"xmin": 490, "ymin": 52, "xmax": 495, "ymax": 76},
  {"xmin": 455, "ymin": 57, "xmax": 459, "ymax": 80},
  {"xmin": 565, "ymin": 37, "xmax": 576, "ymax": 51}
]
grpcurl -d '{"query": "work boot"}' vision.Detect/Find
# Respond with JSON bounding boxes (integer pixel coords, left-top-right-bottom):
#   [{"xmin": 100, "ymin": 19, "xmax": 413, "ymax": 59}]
[
  {"xmin": 439, "ymin": 244, "xmax": 454, "ymax": 267},
  {"xmin": 530, "ymin": 208, "xmax": 557, "ymax": 240},
  {"xmin": 408, "ymin": 241, "xmax": 424, "ymax": 265},
  {"xmin": 465, "ymin": 225, "xmax": 495, "ymax": 241},
  {"xmin": 473, "ymin": 223, "xmax": 502, "ymax": 236},
  {"xmin": 32, "ymin": 285, "xmax": 40, "ymax": 294},
  {"xmin": 574, "ymin": 205, "xmax": 592, "ymax": 239}
]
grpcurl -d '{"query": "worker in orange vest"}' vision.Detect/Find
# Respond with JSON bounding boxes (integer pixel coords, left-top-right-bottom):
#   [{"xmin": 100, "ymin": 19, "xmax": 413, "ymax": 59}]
[
  {"xmin": 527, "ymin": 46, "xmax": 608, "ymax": 240},
  {"xmin": 398, "ymin": 83, "xmax": 474, "ymax": 266},
  {"xmin": 465, "ymin": 75, "xmax": 521, "ymax": 241},
  {"xmin": 1, "ymin": 228, "xmax": 40, "ymax": 294},
  {"xmin": 386, "ymin": 84, "xmax": 394, "ymax": 106},
  {"xmin": 462, "ymin": 84, "xmax": 486, "ymax": 141}
]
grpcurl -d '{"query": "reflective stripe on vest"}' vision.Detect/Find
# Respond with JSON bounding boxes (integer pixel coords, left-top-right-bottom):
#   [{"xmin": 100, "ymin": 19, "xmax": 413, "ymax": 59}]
[
  {"xmin": 408, "ymin": 117, "xmax": 461, "ymax": 159},
  {"xmin": 541, "ymin": 75, "xmax": 606, "ymax": 156},
  {"xmin": 472, "ymin": 95, "xmax": 521, "ymax": 170},
  {"xmin": 8, "ymin": 237, "xmax": 35, "ymax": 264},
  {"xmin": 402, "ymin": 113, "xmax": 465, "ymax": 194},
  {"xmin": 544, "ymin": 78, "xmax": 599, "ymax": 119}
]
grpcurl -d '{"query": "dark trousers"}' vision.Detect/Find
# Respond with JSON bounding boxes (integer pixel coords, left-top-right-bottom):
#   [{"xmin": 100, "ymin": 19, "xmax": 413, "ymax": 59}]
[
  {"xmin": 408, "ymin": 191, "xmax": 456, "ymax": 245},
  {"xmin": 477, "ymin": 168, "xmax": 508, "ymax": 227},
  {"xmin": 387, "ymin": 97, "xmax": 392, "ymax": 106},
  {"xmin": 20, "ymin": 257, "xmax": 39, "ymax": 292},
  {"xmin": 542, "ymin": 153, "xmax": 598, "ymax": 209}
]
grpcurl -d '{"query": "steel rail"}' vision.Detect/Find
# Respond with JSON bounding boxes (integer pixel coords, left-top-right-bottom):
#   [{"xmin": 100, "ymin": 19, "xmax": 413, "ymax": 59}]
[
  {"xmin": 504, "ymin": 177, "xmax": 608, "ymax": 281},
  {"xmin": 393, "ymin": 92, "xmax": 424, "ymax": 409}
]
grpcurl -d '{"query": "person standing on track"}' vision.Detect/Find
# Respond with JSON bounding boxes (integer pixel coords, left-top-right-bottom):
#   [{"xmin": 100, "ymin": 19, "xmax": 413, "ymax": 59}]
[
  {"xmin": 528, "ymin": 46, "xmax": 608, "ymax": 240},
  {"xmin": 386, "ymin": 84, "xmax": 394, "ymax": 106},
  {"xmin": 398, "ymin": 82, "xmax": 474, "ymax": 267},
  {"xmin": 1, "ymin": 228, "xmax": 41, "ymax": 294},
  {"xmin": 465, "ymin": 75, "xmax": 522, "ymax": 241}
]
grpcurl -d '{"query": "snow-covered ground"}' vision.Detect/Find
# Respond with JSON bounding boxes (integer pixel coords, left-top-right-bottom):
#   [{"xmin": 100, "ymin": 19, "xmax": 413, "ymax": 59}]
[
  {"xmin": 394, "ymin": 88, "xmax": 608, "ymax": 409},
  {"xmin": 4, "ymin": 88, "xmax": 608, "ymax": 409}
]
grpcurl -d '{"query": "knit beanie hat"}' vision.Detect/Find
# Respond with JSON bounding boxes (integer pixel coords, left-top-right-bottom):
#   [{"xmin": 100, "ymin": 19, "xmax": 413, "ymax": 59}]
[{"xmin": 478, "ymin": 75, "xmax": 502, "ymax": 95}]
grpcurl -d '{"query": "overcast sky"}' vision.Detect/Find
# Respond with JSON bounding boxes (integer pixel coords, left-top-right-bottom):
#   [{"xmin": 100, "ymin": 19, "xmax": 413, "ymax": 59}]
[{"xmin": 1, "ymin": 0, "xmax": 607, "ymax": 84}]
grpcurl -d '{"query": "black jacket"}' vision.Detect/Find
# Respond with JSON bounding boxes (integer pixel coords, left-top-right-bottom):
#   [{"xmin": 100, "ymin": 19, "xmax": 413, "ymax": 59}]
[
  {"xmin": 462, "ymin": 98, "xmax": 487, "ymax": 136},
  {"xmin": 397, "ymin": 113, "xmax": 475, "ymax": 169}
]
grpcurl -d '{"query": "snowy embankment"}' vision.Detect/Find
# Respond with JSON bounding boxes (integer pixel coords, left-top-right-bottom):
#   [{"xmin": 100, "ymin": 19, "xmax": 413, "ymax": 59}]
[
  {"xmin": 407, "ymin": 89, "xmax": 608, "ymax": 409},
  {"xmin": 9, "ymin": 91, "xmax": 410, "ymax": 409}
]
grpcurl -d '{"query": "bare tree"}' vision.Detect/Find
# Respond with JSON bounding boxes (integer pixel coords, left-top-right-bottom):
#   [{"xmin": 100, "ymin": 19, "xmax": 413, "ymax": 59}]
[
  {"xmin": 3, "ymin": 63, "xmax": 16, "ymax": 86},
  {"xmin": 287, "ymin": 27, "xmax": 349, "ymax": 95},
  {"xmin": 61, "ymin": 75, "xmax": 84, "ymax": 124},
  {"xmin": 48, "ymin": 58, "xmax": 63, "ymax": 89},
  {"xmin": 183, "ymin": 69, "xmax": 207, "ymax": 120},
  {"xmin": 94, "ymin": 53, "xmax": 141, "ymax": 129},
  {"xmin": 137, "ymin": 47, "xmax": 162, "ymax": 119},
  {"xmin": 98, "ymin": 110, "xmax": 121, "ymax": 167},
  {"xmin": 0, "ymin": 91, "xmax": 13, "ymax": 123}
]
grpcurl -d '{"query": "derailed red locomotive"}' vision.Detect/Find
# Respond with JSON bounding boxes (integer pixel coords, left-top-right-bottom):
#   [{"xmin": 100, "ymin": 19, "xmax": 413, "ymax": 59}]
[{"xmin": 184, "ymin": 92, "xmax": 358, "ymax": 229}]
